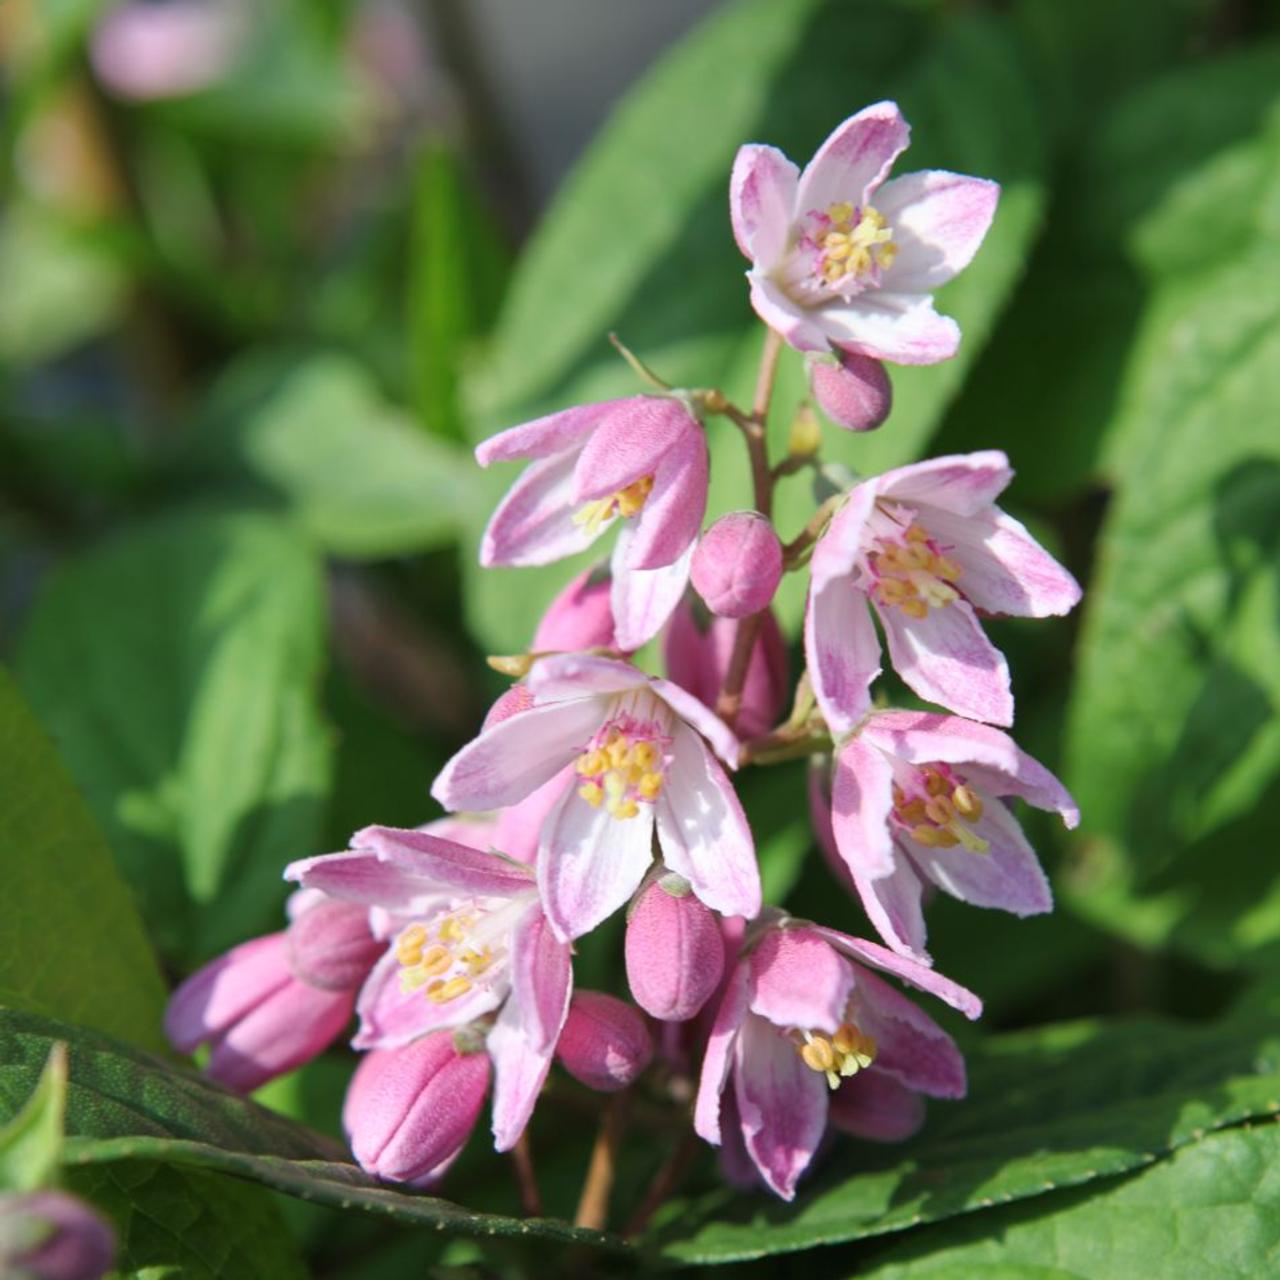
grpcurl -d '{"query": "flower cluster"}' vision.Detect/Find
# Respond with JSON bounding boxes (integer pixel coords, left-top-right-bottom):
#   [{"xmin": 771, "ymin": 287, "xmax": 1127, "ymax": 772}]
[{"xmin": 166, "ymin": 102, "xmax": 1079, "ymax": 1208}]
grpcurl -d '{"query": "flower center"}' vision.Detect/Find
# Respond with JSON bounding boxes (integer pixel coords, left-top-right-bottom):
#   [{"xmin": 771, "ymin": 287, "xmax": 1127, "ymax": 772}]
[
  {"xmin": 572, "ymin": 475, "xmax": 655, "ymax": 537},
  {"xmin": 575, "ymin": 710, "xmax": 669, "ymax": 821},
  {"xmin": 794, "ymin": 1021, "xmax": 877, "ymax": 1090},
  {"xmin": 892, "ymin": 764, "xmax": 988, "ymax": 854},
  {"xmin": 394, "ymin": 905, "xmax": 506, "ymax": 1005},
  {"xmin": 868, "ymin": 520, "xmax": 962, "ymax": 619},
  {"xmin": 814, "ymin": 202, "xmax": 897, "ymax": 289}
]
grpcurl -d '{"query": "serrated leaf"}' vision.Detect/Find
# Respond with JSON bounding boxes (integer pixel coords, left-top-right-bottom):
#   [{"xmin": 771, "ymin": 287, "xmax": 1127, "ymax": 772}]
[
  {"xmin": 0, "ymin": 1044, "xmax": 65, "ymax": 1193},
  {"xmin": 0, "ymin": 1009, "xmax": 622, "ymax": 1256},
  {"xmin": 459, "ymin": 0, "xmax": 1046, "ymax": 650},
  {"xmin": 649, "ymin": 1012, "xmax": 1280, "ymax": 1264},
  {"xmin": 0, "ymin": 666, "xmax": 167, "ymax": 1052},
  {"xmin": 862, "ymin": 1123, "xmax": 1280, "ymax": 1279},
  {"xmin": 17, "ymin": 508, "xmax": 332, "ymax": 964}
]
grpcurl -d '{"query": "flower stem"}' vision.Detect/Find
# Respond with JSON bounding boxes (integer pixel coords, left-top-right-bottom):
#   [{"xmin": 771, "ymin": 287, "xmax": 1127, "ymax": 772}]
[
  {"xmin": 573, "ymin": 1094, "xmax": 628, "ymax": 1231},
  {"xmin": 510, "ymin": 1132, "xmax": 543, "ymax": 1217},
  {"xmin": 623, "ymin": 1129, "xmax": 701, "ymax": 1238},
  {"xmin": 783, "ymin": 492, "xmax": 844, "ymax": 569}
]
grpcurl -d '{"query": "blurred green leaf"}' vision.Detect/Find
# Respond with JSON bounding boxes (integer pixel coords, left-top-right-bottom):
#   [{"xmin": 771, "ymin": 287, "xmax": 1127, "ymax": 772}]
[
  {"xmin": 0, "ymin": 665, "xmax": 167, "ymax": 1051},
  {"xmin": 460, "ymin": 0, "xmax": 1047, "ymax": 650},
  {"xmin": 0, "ymin": 1008, "xmax": 622, "ymax": 1256},
  {"xmin": 650, "ymin": 1011, "xmax": 1280, "ymax": 1263},
  {"xmin": 861, "ymin": 1124, "xmax": 1280, "ymax": 1279},
  {"xmin": 1063, "ymin": 56, "xmax": 1280, "ymax": 967},
  {"xmin": 0, "ymin": 1043, "xmax": 66, "ymax": 1193},
  {"xmin": 17, "ymin": 508, "xmax": 332, "ymax": 965}
]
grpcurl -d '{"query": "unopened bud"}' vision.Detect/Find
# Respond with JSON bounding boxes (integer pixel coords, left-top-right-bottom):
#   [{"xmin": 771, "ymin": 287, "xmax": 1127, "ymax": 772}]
[
  {"xmin": 625, "ymin": 875, "xmax": 725, "ymax": 1021},
  {"xmin": 788, "ymin": 403, "xmax": 822, "ymax": 458},
  {"xmin": 287, "ymin": 898, "xmax": 382, "ymax": 992},
  {"xmin": 807, "ymin": 351, "xmax": 891, "ymax": 432},
  {"xmin": 690, "ymin": 511, "xmax": 783, "ymax": 618},
  {"xmin": 555, "ymin": 991, "xmax": 653, "ymax": 1092},
  {"xmin": 0, "ymin": 1190, "xmax": 116, "ymax": 1280},
  {"xmin": 532, "ymin": 566, "xmax": 616, "ymax": 653}
]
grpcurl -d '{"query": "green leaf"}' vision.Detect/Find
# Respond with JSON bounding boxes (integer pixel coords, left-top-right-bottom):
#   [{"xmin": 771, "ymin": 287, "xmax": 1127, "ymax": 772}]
[
  {"xmin": 0, "ymin": 1009, "xmax": 622, "ymax": 1256},
  {"xmin": 0, "ymin": 1044, "xmax": 65, "ymax": 1193},
  {"xmin": 861, "ymin": 1124, "xmax": 1280, "ymax": 1279},
  {"xmin": 0, "ymin": 666, "xmax": 167, "ymax": 1051},
  {"xmin": 1062, "ymin": 55, "xmax": 1280, "ymax": 966},
  {"xmin": 17, "ymin": 508, "xmax": 332, "ymax": 964},
  {"xmin": 649, "ymin": 1011, "xmax": 1280, "ymax": 1264},
  {"xmin": 459, "ymin": 0, "xmax": 1046, "ymax": 650}
]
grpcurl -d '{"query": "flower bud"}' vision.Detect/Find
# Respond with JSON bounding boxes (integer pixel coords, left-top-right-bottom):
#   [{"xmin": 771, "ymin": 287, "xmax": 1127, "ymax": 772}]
[
  {"xmin": 343, "ymin": 1031, "xmax": 490, "ymax": 1187},
  {"xmin": 0, "ymin": 1190, "xmax": 115, "ymax": 1280},
  {"xmin": 532, "ymin": 566, "xmax": 616, "ymax": 653},
  {"xmin": 555, "ymin": 991, "xmax": 653, "ymax": 1092},
  {"xmin": 625, "ymin": 876, "xmax": 725, "ymax": 1022},
  {"xmin": 807, "ymin": 351, "xmax": 892, "ymax": 432},
  {"xmin": 165, "ymin": 932, "xmax": 355, "ymax": 1092},
  {"xmin": 287, "ymin": 898, "xmax": 383, "ymax": 992},
  {"xmin": 664, "ymin": 600, "xmax": 788, "ymax": 738},
  {"xmin": 690, "ymin": 512, "xmax": 783, "ymax": 618}
]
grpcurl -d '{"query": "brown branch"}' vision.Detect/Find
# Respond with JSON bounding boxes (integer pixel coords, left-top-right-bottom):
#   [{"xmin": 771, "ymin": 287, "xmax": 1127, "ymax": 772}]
[
  {"xmin": 573, "ymin": 1094, "xmax": 628, "ymax": 1231},
  {"xmin": 623, "ymin": 1129, "xmax": 701, "ymax": 1238},
  {"xmin": 509, "ymin": 1132, "xmax": 542, "ymax": 1217}
]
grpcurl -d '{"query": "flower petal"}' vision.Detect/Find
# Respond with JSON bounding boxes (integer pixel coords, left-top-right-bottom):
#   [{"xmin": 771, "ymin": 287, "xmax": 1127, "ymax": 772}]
[
  {"xmin": 694, "ymin": 961, "xmax": 751, "ymax": 1145},
  {"xmin": 571, "ymin": 399, "xmax": 699, "ymax": 505},
  {"xmin": 877, "ymin": 597, "xmax": 1013, "ymax": 726},
  {"xmin": 479, "ymin": 449, "xmax": 598, "ymax": 567},
  {"xmin": 747, "ymin": 926, "xmax": 853, "ymax": 1033},
  {"xmin": 876, "ymin": 170, "xmax": 999, "ymax": 293},
  {"xmin": 526, "ymin": 652, "xmax": 648, "ymax": 702},
  {"xmin": 820, "ymin": 293, "xmax": 960, "ymax": 366},
  {"xmin": 654, "ymin": 722, "xmax": 761, "ymax": 921},
  {"xmin": 733, "ymin": 1012, "xmax": 829, "ymax": 1201},
  {"xmin": 488, "ymin": 998, "xmax": 558, "ymax": 1152},
  {"xmin": 796, "ymin": 101, "xmax": 910, "ymax": 216},
  {"xmin": 354, "ymin": 826, "xmax": 535, "ymax": 897},
  {"xmin": 431, "ymin": 697, "xmax": 603, "ymax": 812},
  {"xmin": 537, "ymin": 783, "xmax": 656, "ymax": 941},
  {"xmin": 828, "ymin": 1068, "xmax": 926, "ymax": 1142},
  {"xmin": 872, "ymin": 450, "xmax": 1012, "ymax": 516},
  {"xmin": 805, "ymin": 579, "xmax": 880, "ymax": 734},
  {"xmin": 854, "ymin": 847, "xmax": 931, "ymax": 962},
  {"xmin": 610, "ymin": 533, "xmax": 694, "ymax": 653},
  {"xmin": 625, "ymin": 426, "xmax": 708, "ymax": 571},
  {"xmin": 650, "ymin": 673, "xmax": 742, "ymax": 769},
  {"xmin": 285, "ymin": 851, "xmax": 441, "ymax": 915},
  {"xmin": 748, "ymin": 275, "xmax": 832, "ymax": 352},
  {"xmin": 730, "ymin": 143, "xmax": 799, "ymax": 267},
  {"xmin": 832, "ymin": 737, "xmax": 897, "ymax": 881},
  {"xmin": 809, "ymin": 483, "xmax": 877, "ymax": 593},
  {"xmin": 494, "ymin": 767, "xmax": 572, "ymax": 866},
  {"xmin": 475, "ymin": 401, "xmax": 616, "ymax": 466},
  {"xmin": 507, "ymin": 905, "xmax": 572, "ymax": 1053}
]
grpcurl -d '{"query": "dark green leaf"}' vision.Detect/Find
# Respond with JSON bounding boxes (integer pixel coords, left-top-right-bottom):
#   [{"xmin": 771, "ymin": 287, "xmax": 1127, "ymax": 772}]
[
  {"xmin": 17, "ymin": 508, "xmax": 332, "ymax": 963},
  {"xmin": 0, "ymin": 666, "xmax": 168, "ymax": 1051}
]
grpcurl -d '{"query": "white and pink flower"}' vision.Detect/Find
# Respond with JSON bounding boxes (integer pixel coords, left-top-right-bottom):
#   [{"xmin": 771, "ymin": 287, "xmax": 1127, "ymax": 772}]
[
  {"xmin": 432, "ymin": 654, "xmax": 760, "ymax": 941},
  {"xmin": 731, "ymin": 101, "xmax": 999, "ymax": 364},
  {"xmin": 806, "ymin": 450, "xmax": 1081, "ymax": 729}
]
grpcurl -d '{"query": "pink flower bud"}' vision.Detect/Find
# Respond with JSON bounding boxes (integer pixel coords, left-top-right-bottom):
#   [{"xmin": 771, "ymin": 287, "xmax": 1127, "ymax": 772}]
[
  {"xmin": 691, "ymin": 512, "xmax": 783, "ymax": 618},
  {"xmin": 164, "ymin": 932, "xmax": 354, "ymax": 1092},
  {"xmin": 0, "ymin": 1191, "xmax": 115, "ymax": 1280},
  {"xmin": 532, "ymin": 566, "xmax": 616, "ymax": 653},
  {"xmin": 555, "ymin": 991, "xmax": 653, "ymax": 1092},
  {"xmin": 807, "ymin": 351, "xmax": 892, "ymax": 432},
  {"xmin": 287, "ymin": 898, "xmax": 382, "ymax": 992},
  {"xmin": 625, "ymin": 876, "xmax": 725, "ymax": 1022},
  {"xmin": 664, "ymin": 600, "xmax": 788, "ymax": 738},
  {"xmin": 343, "ymin": 1031, "xmax": 490, "ymax": 1186}
]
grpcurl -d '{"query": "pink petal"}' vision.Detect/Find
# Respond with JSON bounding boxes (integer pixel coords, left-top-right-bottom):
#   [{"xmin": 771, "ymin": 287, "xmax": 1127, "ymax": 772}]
[
  {"xmin": 796, "ymin": 101, "xmax": 911, "ymax": 216},
  {"xmin": 507, "ymin": 905, "xmax": 572, "ymax": 1053},
  {"xmin": 809, "ymin": 483, "xmax": 877, "ymax": 592},
  {"xmin": 730, "ymin": 143, "xmax": 799, "ymax": 267},
  {"xmin": 354, "ymin": 826, "xmax": 535, "ymax": 897},
  {"xmin": 571, "ymin": 398, "xmax": 699, "ymax": 505},
  {"xmin": 650, "ymin": 673, "xmax": 742, "ymax": 769},
  {"xmin": 877, "ymin": 598, "xmax": 1013, "ymax": 727},
  {"xmin": 747, "ymin": 926, "xmax": 853, "ymax": 1033},
  {"xmin": 610, "ymin": 534, "xmax": 694, "ymax": 653},
  {"xmin": 285, "ymin": 851, "xmax": 442, "ymax": 914},
  {"xmin": 479, "ymin": 449, "xmax": 598, "ymax": 567},
  {"xmin": 816, "ymin": 926, "xmax": 983, "ymax": 1020},
  {"xmin": 820, "ymin": 293, "xmax": 960, "ymax": 366},
  {"xmin": 487, "ymin": 998, "xmax": 558, "ymax": 1152},
  {"xmin": 876, "ymin": 170, "xmax": 1000, "ymax": 293},
  {"xmin": 165, "ymin": 934, "xmax": 289, "ymax": 1053},
  {"xmin": 918, "ymin": 506, "xmax": 1082, "ymax": 618},
  {"xmin": 537, "ymin": 783, "xmax": 657, "ymax": 941},
  {"xmin": 853, "ymin": 849, "xmax": 931, "ymax": 963},
  {"xmin": 493, "ymin": 767, "xmax": 572, "ymax": 866},
  {"xmin": 654, "ymin": 723, "xmax": 761, "ymax": 921},
  {"xmin": 625, "ymin": 426, "xmax": 708, "ymax": 571},
  {"xmin": 805, "ymin": 579, "xmax": 880, "ymax": 735},
  {"xmin": 748, "ymin": 275, "xmax": 832, "ymax": 352},
  {"xmin": 872, "ymin": 450, "xmax": 1012, "ymax": 516},
  {"xmin": 828, "ymin": 1067, "xmax": 926, "ymax": 1142},
  {"xmin": 694, "ymin": 962, "xmax": 750, "ymax": 1145},
  {"xmin": 733, "ymin": 1012, "xmax": 829, "ymax": 1201},
  {"xmin": 431, "ymin": 697, "xmax": 603, "ymax": 812},
  {"xmin": 526, "ymin": 651, "xmax": 648, "ymax": 702},
  {"xmin": 532, "ymin": 565, "xmax": 618, "ymax": 654},
  {"xmin": 475, "ymin": 401, "xmax": 616, "ymax": 466},
  {"xmin": 832, "ymin": 737, "xmax": 897, "ymax": 881}
]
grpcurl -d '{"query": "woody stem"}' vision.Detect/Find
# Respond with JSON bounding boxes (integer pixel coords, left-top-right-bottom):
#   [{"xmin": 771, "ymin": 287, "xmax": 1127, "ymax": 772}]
[
  {"xmin": 510, "ymin": 1132, "xmax": 543, "ymax": 1217},
  {"xmin": 573, "ymin": 1094, "xmax": 628, "ymax": 1231}
]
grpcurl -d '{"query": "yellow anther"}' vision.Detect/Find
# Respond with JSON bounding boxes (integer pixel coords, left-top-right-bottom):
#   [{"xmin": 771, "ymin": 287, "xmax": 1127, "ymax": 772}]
[
  {"xmin": 952, "ymin": 785, "xmax": 982, "ymax": 821},
  {"xmin": 923, "ymin": 771, "xmax": 949, "ymax": 797},
  {"xmin": 800, "ymin": 1037, "xmax": 836, "ymax": 1073},
  {"xmin": 877, "ymin": 242, "xmax": 899, "ymax": 269},
  {"xmin": 419, "ymin": 944, "xmax": 452, "ymax": 978},
  {"xmin": 897, "ymin": 798, "xmax": 927, "ymax": 825},
  {"xmin": 934, "ymin": 555, "xmax": 962, "ymax": 581},
  {"xmin": 579, "ymin": 782, "xmax": 604, "ymax": 807},
  {"xmin": 426, "ymin": 975, "xmax": 473, "ymax": 1004},
  {"xmin": 577, "ymin": 749, "xmax": 608, "ymax": 777},
  {"xmin": 398, "ymin": 923, "xmax": 427, "ymax": 949},
  {"xmin": 912, "ymin": 823, "xmax": 960, "ymax": 849},
  {"xmin": 638, "ymin": 772, "xmax": 663, "ymax": 800},
  {"xmin": 609, "ymin": 798, "xmax": 640, "ymax": 821},
  {"xmin": 395, "ymin": 941, "xmax": 423, "ymax": 967},
  {"xmin": 828, "ymin": 202, "xmax": 854, "ymax": 225},
  {"xmin": 632, "ymin": 741, "xmax": 659, "ymax": 771},
  {"xmin": 832, "ymin": 1023, "xmax": 877, "ymax": 1072},
  {"xmin": 899, "ymin": 598, "xmax": 928, "ymax": 620},
  {"xmin": 607, "ymin": 738, "xmax": 630, "ymax": 769},
  {"xmin": 924, "ymin": 796, "xmax": 956, "ymax": 826},
  {"xmin": 460, "ymin": 947, "xmax": 493, "ymax": 974},
  {"xmin": 906, "ymin": 524, "xmax": 929, "ymax": 543},
  {"xmin": 438, "ymin": 917, "xmax": 466, "ymax": 943}
]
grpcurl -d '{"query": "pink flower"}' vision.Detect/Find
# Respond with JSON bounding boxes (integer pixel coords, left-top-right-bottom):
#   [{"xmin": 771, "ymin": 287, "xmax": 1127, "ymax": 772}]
[
  {"xmin": 805, "ymin": 451, "xmax": 1081, "ymax": 729},
  {"xmin": 287, "ymin": 828, "xmax": 572, "ymax": 1151},
  {"xmin": 664, "ymin": 600, "xmax": 789, "ymax": 739},
  {"xmin": 695, "ymin": 917, "xmax": 979, "ymax": 1199},
  {"xmin": 690, "ymin": 512, "xmax": 783, "ymax": 618},
  {"xmin": 476, "ymin": 397, "xmax": 708, "ymax": 650},
  {"xmin": 830, "ymin": 711, "xmax": 1078, "ymax": 961},
  {"xmin": 731, "ymin": 101, "xmax": 999, "ymax": 364},
  {"xmin": 0, "ymin": 1190, "xmax": 116, "ymax": 1280},
  {"xmin": 431, "ymin": 654, "xmax": 760, "ymax": 940},
  {"xmin": 165, "ymin": 894, "xmax": 377, "ymax": 1092},
  {"xmin": 532, "ymin": 565, "xmax": 618, "ymax": 653},
  {"xmin": 343, "ymin": 1028, "xmax": 490, "ymax": 1187},
  {"xmin": 625, "ymin": 873, "xmax": 726, "ymax": 1022},
  {"xmin": 555, "ymin": 991, "xmax": 654, "ymax": 1092}
]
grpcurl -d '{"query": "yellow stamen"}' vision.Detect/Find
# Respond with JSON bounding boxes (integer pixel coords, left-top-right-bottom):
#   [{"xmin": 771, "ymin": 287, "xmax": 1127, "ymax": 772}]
[
  {"xmin": 800, "ymin": 1037, "xmax": 836, "ymax": 1073},
  {"xmin": 426, "ymin": 975, "xmax": 473, "ymax": 1004},
  {"xmin": 952, "ymin": 785, "xmax": 982, "ymax": 820},
  {"xmin": 579, "ymin": 782, "xmax": 604, "ymax": 807}
]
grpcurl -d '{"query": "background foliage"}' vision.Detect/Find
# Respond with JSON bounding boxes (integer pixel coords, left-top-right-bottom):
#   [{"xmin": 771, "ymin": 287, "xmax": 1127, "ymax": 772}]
[{"xmin": 1, "ymin": 0, "xmax": 1279, "ymax": 1275}]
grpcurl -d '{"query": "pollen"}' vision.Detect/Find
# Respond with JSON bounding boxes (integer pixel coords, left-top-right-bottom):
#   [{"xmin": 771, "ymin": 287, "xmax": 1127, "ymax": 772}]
[
  {"xmin": 575, "ymin": 714, "xmax": 668, "ymax": 821},
  {"xmin": 396, "ymin": 910, "xmax": 504, "ymax": 1005},
  {"xmin": 893, "ymin": 767, "xmax": 989, "ymax": 855},
  {"xmin": 816, "ymin": 203, "xmax": 897, "ymax": 288},
  {"xmin": 796, "ymin": 1022, "xmax": 878, "ymax": 1089},
  {"xmin": 869, "ymin": 520, "xmax": 963, "ymax": 619},
  {"xmin": 572, "ymin": 474, "xmax": 655, "ymax": 536}
]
